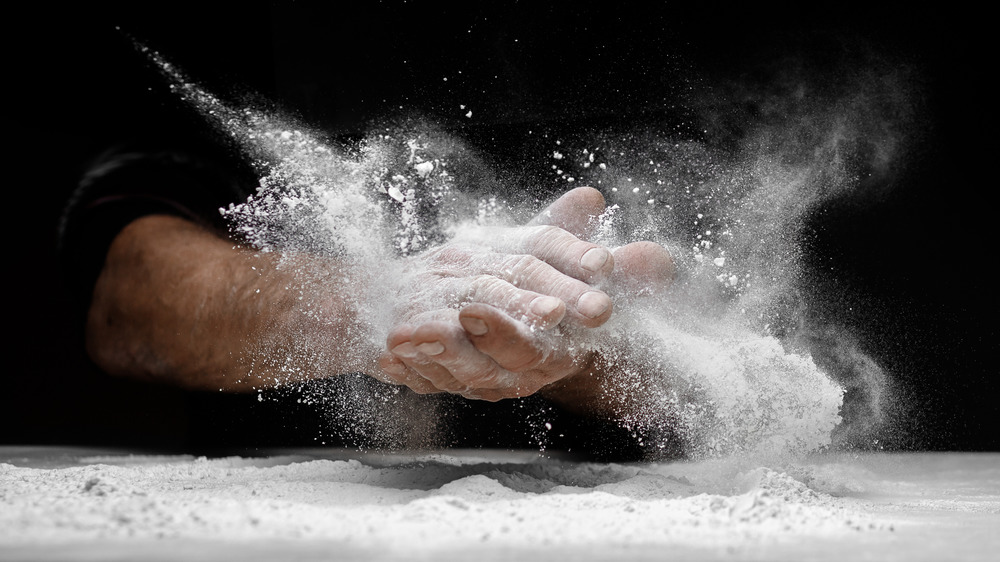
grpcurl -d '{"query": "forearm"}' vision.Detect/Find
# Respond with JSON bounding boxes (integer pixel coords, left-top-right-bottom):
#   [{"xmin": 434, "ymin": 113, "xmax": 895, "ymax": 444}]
[{"xmin": 86, "ymin": 214, "xmax": 376, "ymax": 391}]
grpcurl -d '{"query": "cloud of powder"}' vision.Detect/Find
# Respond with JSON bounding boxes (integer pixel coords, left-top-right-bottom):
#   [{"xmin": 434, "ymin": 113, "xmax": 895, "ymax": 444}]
[{"xmin": 142, "ymin": 36, "xmax": 919, "ymax": 458}]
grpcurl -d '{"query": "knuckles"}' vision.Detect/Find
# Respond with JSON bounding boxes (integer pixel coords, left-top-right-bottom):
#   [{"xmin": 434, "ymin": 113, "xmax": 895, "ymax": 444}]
[
  {"xmin": 526, "ymin": 224, "xmax": 576, "ymax": 255},
  {"xmin": 425, "ymin": 245, "xmax": 476, "ymax": 266},
  {"xmin": 495, "ymin": 254, "xmax": 548, "ymax": 285}
]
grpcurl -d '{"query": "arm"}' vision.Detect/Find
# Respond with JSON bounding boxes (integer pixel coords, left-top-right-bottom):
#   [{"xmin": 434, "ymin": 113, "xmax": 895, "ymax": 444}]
[
  {"xmin": 87, "ymin": 211, "xmax": 607, "ymax": 394},
  {"xmin": 86, "ymin": 188, "xmax": 673, "ymax": 413},
  {"xmin": 86, "ymin": 214, "xmax": 375, "ymax": 391},
  {"xmin": 84, "ymin": 197, "xmax": 626, "ymax": 395}
]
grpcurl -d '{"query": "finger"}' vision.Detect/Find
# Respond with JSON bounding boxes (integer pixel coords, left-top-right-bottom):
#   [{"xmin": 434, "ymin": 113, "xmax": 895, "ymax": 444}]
[
  {"xmin": 375, "ymin": 353, "xmax": 407, "ymax": 382},
  {"xmin": 409, "ymin": 321, "xmax": 513, "ymax": 390},
  {"xmin": 478, "ymin": 255, "xmax": 613, "ymax": 328},
  {"xmin": 391, "ymin": 341, "xmax": 467, "ymax": 392},
  {"xmin": 459, "ymin": 303, "xmax": 572, "ymax": 377},
  {"xmin": 527, "ymin": 186, "xmax": 607, "ymax": 239},
  {"xmin": 494, "ymin": 225, "xmax": 615, "ymax": 284},
  {"xmin": 428, "ymin": 254, "xmax": 610, "ymax": 328},
  {"xmin": 401, "ymin": 276, "xmax": 568, "ymax": 331},
  {"xmin": 611, "ymin": 241, "xmax": 676, "ymax": 296},
  {"xmin": 458, "ymin": 389, "xmax": 506, "ymax": 401},
  {"xmin": 452, "ymin": 223, "xmax": 615, "ymax": 283},
  {"xmin": 376, "ymin": 352, "xmax": 442, "ymax": 394},
  {"xmin": 386, "ymin": 324, "xmax": 466, "ymax": 392},
  {"xmin": 399, "ymin": 317, "xmax": 549, "ymax": 400},
  {"xmin": 461, "ymin": 275, "xmax": 567, "ymax": 330}
]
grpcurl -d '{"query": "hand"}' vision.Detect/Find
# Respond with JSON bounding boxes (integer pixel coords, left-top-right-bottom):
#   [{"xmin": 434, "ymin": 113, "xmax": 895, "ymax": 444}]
[
  {"xmin": 376, "ymin": 187, "xmax": 614, "ymax": 399},
  {"xmin": 375, "ymin": 187, "xmax": 675, "ymax": 402}
]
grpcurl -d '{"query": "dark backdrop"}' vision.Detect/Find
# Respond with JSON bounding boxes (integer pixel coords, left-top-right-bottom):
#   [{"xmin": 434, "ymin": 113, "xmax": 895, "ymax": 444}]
[{"xmin": 6, "ymin": 3, "xmax": 995, "ymax": 454}]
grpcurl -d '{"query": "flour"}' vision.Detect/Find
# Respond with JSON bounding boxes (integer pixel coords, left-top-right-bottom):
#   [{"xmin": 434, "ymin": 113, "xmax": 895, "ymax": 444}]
[
  {"xmin": 0, "ymin": 454, "xmax": 885, "ymax": 550},
  {"xmin": 137, "ymin": 41, "xmax": 915, "ymax": 460}
]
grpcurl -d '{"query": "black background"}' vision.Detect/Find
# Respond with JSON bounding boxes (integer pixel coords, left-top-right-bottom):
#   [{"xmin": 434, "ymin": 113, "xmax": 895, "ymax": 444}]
[{"xmin": 6, "ymin": 2, "xmax": 995, "ymax": 454}]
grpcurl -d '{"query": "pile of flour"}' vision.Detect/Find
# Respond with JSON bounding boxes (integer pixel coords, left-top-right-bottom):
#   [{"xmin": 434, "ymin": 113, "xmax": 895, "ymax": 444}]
[{"xmin": 0, "ymin": 453, "xmax": 888, "ymax": 553}]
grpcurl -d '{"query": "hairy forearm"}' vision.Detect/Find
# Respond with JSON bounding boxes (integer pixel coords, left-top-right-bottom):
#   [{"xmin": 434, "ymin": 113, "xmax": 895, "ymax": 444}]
[{"xmin": 86, "ymin": 215, "xmax": 376, "ymax": 391}]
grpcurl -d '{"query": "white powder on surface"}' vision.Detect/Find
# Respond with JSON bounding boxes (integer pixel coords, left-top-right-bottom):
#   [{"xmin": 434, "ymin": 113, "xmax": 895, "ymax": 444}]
[
  {"xmin": 0, "ymin": 453, "xmax": 883, "ymax": 550},
  {"xmin": 5, "ymin": 452, "xmax": 999, "ymax": 561}
]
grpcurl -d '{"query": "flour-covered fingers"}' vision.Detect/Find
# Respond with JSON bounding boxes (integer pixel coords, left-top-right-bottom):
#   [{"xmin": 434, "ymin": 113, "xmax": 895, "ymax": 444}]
[
  {"xmin": 476, "ymin": 255, "xmax": 612, "ymax": 328},
  {"xmin": 457, "ymin": 388, "xmax": 506, "ymax": 401},
  {"xmin": 444, "ymin": 259, "xmax": 609, "ymax": 328},
  {"xmin": 391, "ymin": 345, "xmax": 465, "ymax": 393},
  {"xmin": 459, "ymin": 303, "xmax": 576, "ymax": 382},
  {"xmin": 376, "ymin": 351, "xmax": 442, "ymax": 394},
  {"xmin": 459, "ymin": 383, "xmax": 540, "ymax": 401},
  {"xmin": 385, "ymin": 322, "xmax": 465, "ymax": 392},
  {"xmin": 494, "ymin": 225, "xmax": 615, "ymax": 284},
  {"xmin": 450, "ymin": 222, "xmax": 614, "ymax": 284},
  {"xmin": 386, "ymin": 317, "xmax": 542, "ymax": 396},
  {"xmin": 409, "ymin": 321, "xmax": 513, "ymax": 390},
  {"xmin": 460, "ymin": 275, "xmax": 567, "ymax": 330},
  {"xmin": 417, "ymin": 238, "xmax": 612, "ymax": 328},
  {"xmin": 375, "ymin": 353, "xmax": 407, "ymax": 381}
]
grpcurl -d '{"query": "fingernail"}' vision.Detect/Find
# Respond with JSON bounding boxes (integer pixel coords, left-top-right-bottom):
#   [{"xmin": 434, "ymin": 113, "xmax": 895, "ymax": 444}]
[
  {"xmin": 390, "ymin": 343, "xmax": 419, "ymax": 358},
  {"xmin": 580, "ymin": 247, "xmax": 611, "ymax": 272},
  {"xmin": 415, "ymin": 341, "xmax": 445, "ymax": 356},
  {"xmin": 461, "ymin": 316, "xmax": 489, "ymax": 336},
  {"xmin": 577, "ymin": 291, "xmax": 610, "ymax": 318},
  {"xmin": 530, "ymin": 296, "xmax": 562, "ymax": 317}
]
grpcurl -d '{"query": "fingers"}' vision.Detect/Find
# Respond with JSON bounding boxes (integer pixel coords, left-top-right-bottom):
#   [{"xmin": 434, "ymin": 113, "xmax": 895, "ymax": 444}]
[
  {"xmin": 450, "ymin": 187, "xmax": 614, "ymax": 284},
  {"xmin": 410, "ymin": 321, "xmax": 513, "ymax": 390},
  {"xmin": 477, "ymin": 256, "xmax": 612, "ymax": 328},
  {"xmin": 379, "ymin": 311, "xmax": 568, "ymax": 400},
  {"xmin": 455, "ymin": 275, "xmax": 567, "ymax": 330},
  {"xmin": 376, "ymin": 186, "xmax": 624, "ymax": 400},
  {"xmin": 528, "ymin": 186, "xmax": 607, "ymax": 239},
  {"xmin": 422, "ymin": 187, "xmax": 615, "ymax": 326},
  {"xmin": 384, "ymin": 317, "xmax": 498, "ymax": 393},
  {"xmin": 527, "ymin": 187, "xmax": 677, "ymax": 298},
  {"xmin": 384, "ymin": 322, "xmax": 467, "ymax": 393},
  {"xmin": 376, "ymin": 348, "xmax": 442, "ymax": 395},
  {"xmin": 458, "ymin": 304, "xmax": 546, "ymax": 373},
  {"xmin": 459, "ymin": 303, "xmax": 577, "ymax": 378},
  {"xmin": 492, "ymin": 225, "xmax": 615, "ymax": 284},
  {"xmin": 421, "ymin": 256, "xmax": 611, "ymax": 329}
]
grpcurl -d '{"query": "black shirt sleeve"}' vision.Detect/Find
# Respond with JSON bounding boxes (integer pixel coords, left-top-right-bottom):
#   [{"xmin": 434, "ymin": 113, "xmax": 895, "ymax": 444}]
[{"xmin": 57, "ymin": 148, "xmax": 252, "ymax": 323}]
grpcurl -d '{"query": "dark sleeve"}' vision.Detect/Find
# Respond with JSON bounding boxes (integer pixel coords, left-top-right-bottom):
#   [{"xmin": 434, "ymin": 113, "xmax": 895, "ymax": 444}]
[{"xmin": 57, "ymin": 148, "xmax": 253, "ymax": 322}]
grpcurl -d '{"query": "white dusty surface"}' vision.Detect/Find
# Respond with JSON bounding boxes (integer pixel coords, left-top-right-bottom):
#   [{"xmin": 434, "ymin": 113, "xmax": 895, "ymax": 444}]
[{"xmin": 1, "ymin": 447, "xmax": 997, "ymax": 561}]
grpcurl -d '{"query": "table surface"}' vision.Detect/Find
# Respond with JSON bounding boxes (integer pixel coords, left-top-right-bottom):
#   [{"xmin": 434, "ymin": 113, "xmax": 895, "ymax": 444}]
[{"xmin": 2, "ymin": 447, "xmax": 997, "ymax": 561}]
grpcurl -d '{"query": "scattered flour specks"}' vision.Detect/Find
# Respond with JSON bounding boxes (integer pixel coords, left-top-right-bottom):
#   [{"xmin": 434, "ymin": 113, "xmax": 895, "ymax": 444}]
[{"xmin": 0, "ymin": 454, "xmax": 885, "ymax": 551}]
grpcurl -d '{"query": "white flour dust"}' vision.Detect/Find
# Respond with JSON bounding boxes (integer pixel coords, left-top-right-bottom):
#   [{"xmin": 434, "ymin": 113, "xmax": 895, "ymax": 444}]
[
  {"xmin": 0, "ymin": 453, "xmax": 887, "ymax": 551},
  {"xmin": 140, "ymin": 42, "xmax": 914, "ymax": 460},
  {"xmin": 8, "ymin": 451, "xmax": 999, "ymax": 559}
]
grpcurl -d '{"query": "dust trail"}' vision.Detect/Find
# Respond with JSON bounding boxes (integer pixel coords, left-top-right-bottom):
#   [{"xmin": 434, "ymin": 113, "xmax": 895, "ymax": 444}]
[{"xmin": 143, "ymin": 40, "xmax": 913, "ymax": 459}]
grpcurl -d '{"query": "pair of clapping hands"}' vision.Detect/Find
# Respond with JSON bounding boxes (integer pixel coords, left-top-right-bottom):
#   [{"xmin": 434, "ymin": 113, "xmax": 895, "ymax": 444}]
[{"xmin": 377, "ymin": 187, "xmax": 674, "ymax": 402}]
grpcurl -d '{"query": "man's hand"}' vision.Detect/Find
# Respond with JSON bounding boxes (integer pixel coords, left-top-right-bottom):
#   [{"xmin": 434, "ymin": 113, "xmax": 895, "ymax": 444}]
[{"xmin": 376, "ymin": 187, "xmax": 675, "ymax": 402}]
